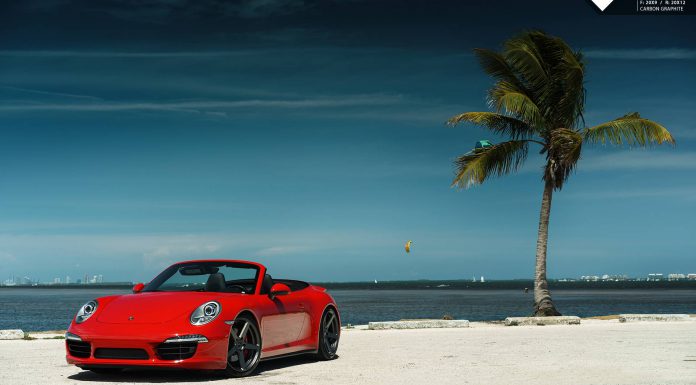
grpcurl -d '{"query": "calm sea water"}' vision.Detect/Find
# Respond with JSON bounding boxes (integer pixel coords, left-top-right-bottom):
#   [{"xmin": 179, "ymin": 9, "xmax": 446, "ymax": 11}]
[{"xmin": 1, "ymin": 288, "xmax": 695, "ymax": 331}]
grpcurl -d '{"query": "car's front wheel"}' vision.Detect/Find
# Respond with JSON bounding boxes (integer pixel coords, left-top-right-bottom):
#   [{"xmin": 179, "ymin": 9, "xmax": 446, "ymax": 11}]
[
  {"xmin": 316, "ymin": 307, "xmax": 340, "ymax": 360},
  {"xmin": 224, "ymin": 315, "xmax": 262, "ymax": 377}
]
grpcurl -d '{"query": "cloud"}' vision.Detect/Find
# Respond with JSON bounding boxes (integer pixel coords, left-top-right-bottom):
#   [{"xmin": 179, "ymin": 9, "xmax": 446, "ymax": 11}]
[
  {"xmin": 0, "ymin": 46, "xmax": 433, "ymax": 59},
  {"xmin": 565, "ymin": 186, "xmax": 696, "ymax": 201},
  {"xmin": 222, "ymin": 0, "xmax": 309, "ymax": 18},
  {"xmin": 252, "ymin": 245, "xmax": 311, "ymax": 256},
  {"xmin": 0, "ymin": 94, "xmax": 406, "ymax": 113},
  {"xmin": 17, "ymin": 0, "xmax": 327, "ymax": 23},
  {"xmin": 0, "ymin": 85, "xmax": 101, "ymax": 100},
  {"xmin": 0, "ymin": 230, "xmax": 369, "ymax": 270},
  {"xmin": 143, "ymin": 241, "xmax": 222, "ymax": 270},
  {"xmin": 515, "ymin": 150, "xmax": 696, "ymax": 177},
  {"xmin": 583, "ymin": 48, "xmax": 696, "ymax": 60},
  {"xmin": 0, "ymin": 50, "xmax": 264, "ymax": 58},
  {"xmin": 580, "ymin": 151, "xmax": 696, "ymax": 171},
  {"xmin": 0, "ymin": 251, "xmax": 17, "ymax": 263}
]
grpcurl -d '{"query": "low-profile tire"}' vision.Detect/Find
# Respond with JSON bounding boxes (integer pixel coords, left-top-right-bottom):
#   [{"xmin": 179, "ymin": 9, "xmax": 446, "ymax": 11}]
[
  {"xmin": 87, "ymin": 368, "xmax": 122, "ymax": 375},
  {"xmin": 223, "ymin": 315, "xmax": 262, "ymax": 377},
  {"xmin": 316, "ymin": 307, "xmax": 340, "ymax": 360}
]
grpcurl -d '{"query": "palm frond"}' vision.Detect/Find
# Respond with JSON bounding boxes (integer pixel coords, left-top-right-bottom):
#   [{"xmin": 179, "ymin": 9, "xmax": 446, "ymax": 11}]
[
  {"xmin": 504, "ymin": 31, "xmax": 587, "ymax": 129},
  {"xmin": 447, "ymin": 112, "xmax": 538, "ymax": 139},
  {"xmin": 452, "ymin": 140, "xmax": 529, "ymax": 189},
  {"xmin": 503, "ymin": 33, "xmax": 549, "ymax": 94},
  {"xmin": 473, "ymin": 48, "xmax": 529, "ymax": 95},
  {"xmin": 488, "ymin": 82, "xmax": 546, "ymax": 128},
  {"xmin": 552, "ymin": 49, "xmax": 585, "ymax": 128},
  {"xmin": 583, "ymin": 113, "xmax": 675, "ymax": 147}
]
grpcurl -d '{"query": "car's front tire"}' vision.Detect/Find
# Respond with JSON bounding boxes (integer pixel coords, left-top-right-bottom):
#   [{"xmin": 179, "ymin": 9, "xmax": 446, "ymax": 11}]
[
  {"xmin": 223, "ymin": 315, "xmax": 262, "ymax": 377},
  {"xmin": 316, "ymin": 307, "xmax": 340, "ymax": 360}
]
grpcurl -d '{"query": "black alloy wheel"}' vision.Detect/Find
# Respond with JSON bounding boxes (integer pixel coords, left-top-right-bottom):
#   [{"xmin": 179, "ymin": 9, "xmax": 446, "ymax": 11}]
[{"xmin": 224, "ymin": 315, "xmax": 262, "ymax": 377}]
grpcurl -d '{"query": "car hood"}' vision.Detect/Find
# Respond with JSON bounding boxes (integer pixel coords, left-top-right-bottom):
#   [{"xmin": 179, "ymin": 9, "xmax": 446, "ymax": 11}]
[{"xmin": 96, "ymin": 292, "xmax": 222, "ymax": 325}]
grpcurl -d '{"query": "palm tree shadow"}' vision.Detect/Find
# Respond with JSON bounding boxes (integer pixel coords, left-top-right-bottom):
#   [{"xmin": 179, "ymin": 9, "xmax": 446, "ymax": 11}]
[{"xmin": 67, "ymin": 355, "xmax": 335, "ymax": 383}]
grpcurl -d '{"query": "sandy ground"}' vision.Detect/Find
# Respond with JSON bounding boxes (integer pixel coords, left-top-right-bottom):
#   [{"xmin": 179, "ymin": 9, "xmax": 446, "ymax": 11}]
[{"xmin": 1, "ymin": 320, "xmax": 695, "ymax": 385}]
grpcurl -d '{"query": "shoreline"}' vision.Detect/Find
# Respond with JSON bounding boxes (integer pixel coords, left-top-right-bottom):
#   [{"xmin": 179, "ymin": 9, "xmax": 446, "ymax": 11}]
[{"xmin": 9, "ymin": 314, "xmax": 696, "ymax": 335}]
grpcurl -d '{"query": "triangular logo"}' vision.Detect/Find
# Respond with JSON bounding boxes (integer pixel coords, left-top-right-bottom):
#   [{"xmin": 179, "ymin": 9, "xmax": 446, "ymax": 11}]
[{"xmin": 591, "ymin": 0, "xmax": 614, "ymax": 11}]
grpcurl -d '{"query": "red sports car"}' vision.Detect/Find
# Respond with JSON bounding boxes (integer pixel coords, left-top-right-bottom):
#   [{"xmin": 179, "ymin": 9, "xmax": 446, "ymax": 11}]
[{"xmin": 65, "ymin": 259, "xmax": 341, "ymax": 377}]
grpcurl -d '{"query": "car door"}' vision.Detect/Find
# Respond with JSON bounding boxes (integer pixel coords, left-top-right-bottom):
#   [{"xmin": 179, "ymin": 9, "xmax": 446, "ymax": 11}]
[{"xmin": 258, "ymin": 286, "xmax": 306, "ymax": 352}]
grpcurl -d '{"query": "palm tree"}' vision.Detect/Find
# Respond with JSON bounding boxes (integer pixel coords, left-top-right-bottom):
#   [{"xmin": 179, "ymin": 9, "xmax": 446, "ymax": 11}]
[{"xmin": 448, "ymin": 31, "xmax": 675, "ymax": 316}]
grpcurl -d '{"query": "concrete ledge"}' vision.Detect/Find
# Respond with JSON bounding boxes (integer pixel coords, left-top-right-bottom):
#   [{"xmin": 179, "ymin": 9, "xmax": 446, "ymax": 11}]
[
  {"xmin": 505, "ymin": 316, "xmax": 581, "ymax": 326},
  {"xmin": 26, "ymin": 332, "xmax": 65, "ymax": 340},
  {"xmin": 619, "ymin": 314, "xmax": 691, "ymax": 323},
  {"xmin": 368, "ymin": 319, "xmax": 469, "ymax": 330},
  {"xmin": 0, "ymin": 329, "xmax": 25, "ymax": 340}
]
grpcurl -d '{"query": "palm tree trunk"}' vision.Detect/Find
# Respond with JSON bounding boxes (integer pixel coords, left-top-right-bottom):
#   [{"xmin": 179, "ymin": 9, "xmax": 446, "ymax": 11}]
[{"xmin": 533, "ymin": 181, "xmax": 561, "ymax": 316}]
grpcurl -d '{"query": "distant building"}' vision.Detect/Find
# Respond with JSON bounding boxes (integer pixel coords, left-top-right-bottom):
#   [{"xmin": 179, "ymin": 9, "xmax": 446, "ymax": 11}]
[
  {"xmin": 648, "ymin": 273, "xmax": 663, "ymax": 281},
  {"xmin": 688, "ymin": 274, "xmax": 696, "ymax": 280},
  {"xmin": 53, "ymin": 277, "xmax": 61, "ymax": 284},
  {"xmin": 598, "ymin": 274, "xmax": 629, "ymax": 281},
  {"xmin": 668, "ymin": 273, "xmax": 686, "ymax": 281},
  {"xmin": 581, "ymin": 275, "xmax": 600, "ymax": 281},
  {"xmin": 480, "ymin": 276, "xmax": 485, "ymax": 283},
  {"xmin": 65, "ymin": 276, "xmax": 71, "ymax": 284}
]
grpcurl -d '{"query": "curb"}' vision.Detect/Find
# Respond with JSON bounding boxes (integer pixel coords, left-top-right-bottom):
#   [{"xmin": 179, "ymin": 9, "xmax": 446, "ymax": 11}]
[
  {"xmin": 0, "ymin": 329, "xmax": 25, "ymax": 340},
  {"xmin": 505, "ymin": 316, "xmax": 581, "ymax": 326},
  {"xmin": 618, "ymin": 314, "xmax": 691, "ymax": 322},
  {"xmin": 368, "ymin": 320, "xmax": 470, "ymax": 330}
]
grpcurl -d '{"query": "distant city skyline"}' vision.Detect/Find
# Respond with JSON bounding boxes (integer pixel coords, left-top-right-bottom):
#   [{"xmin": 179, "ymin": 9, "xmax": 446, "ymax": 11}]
[
  {"xmin": 2, "ymin": 272, "xmax": 107, "ymax": 286},
  {"xmin": 0, "ymin": 1, "xmax": 694, "ymax": 282},
  {"xmin": 2, "ymin": 270, "xmax": 696, "ymax": 286}
]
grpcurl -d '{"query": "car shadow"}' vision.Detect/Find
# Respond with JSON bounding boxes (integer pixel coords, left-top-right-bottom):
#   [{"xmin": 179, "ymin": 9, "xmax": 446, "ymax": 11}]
[
  {"xmin": 255, "ymin": 354, "xmax": 326, "ymax": 374},
  {"xmin": 67, "ymin": 355, "xmax": 333, "ymax": 383}
]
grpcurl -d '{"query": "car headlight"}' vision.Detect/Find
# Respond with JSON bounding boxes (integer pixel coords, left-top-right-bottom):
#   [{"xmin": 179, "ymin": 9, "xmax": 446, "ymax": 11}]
[
  {"xmin": 75, "ymin": 300, "xmax": 98, "ymax": 323},
  {"xmin": 190, "ymin": 301, "xmax": 221, "ymax": 326}
]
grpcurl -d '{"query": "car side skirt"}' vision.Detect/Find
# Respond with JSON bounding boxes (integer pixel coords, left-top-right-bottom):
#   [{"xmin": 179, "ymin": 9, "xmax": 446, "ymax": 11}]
[{"xmin": 260, "ymin": 349, "xmax": 317, "ymax": 362}]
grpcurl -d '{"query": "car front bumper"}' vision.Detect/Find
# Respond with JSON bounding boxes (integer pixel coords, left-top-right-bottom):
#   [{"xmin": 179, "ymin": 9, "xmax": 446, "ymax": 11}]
[{"xmin": 65, "ymin": 322, "xmax": 230, "ymax": 370}]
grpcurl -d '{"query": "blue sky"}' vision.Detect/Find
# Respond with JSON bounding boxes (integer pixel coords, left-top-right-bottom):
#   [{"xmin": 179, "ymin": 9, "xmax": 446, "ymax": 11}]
[{"xmin": 0, "ymin": 0, "xmax": 695, "ymax": 282}]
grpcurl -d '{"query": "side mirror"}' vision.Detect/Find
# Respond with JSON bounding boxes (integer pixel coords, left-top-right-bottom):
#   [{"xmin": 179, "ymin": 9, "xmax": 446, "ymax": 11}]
[
  {"xmin": 132, "ymin": 282, "xmax": 145, "ymax": 294},
  {"xmin": 269, "ymin": 283, "xmax": 290, "ymax": 299}
]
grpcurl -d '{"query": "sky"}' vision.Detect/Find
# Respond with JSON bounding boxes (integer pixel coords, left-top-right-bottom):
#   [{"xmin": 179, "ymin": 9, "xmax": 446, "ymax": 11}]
[{"xmin": 0, "ymin": 0, "xmax": 695, "ymax": 283}]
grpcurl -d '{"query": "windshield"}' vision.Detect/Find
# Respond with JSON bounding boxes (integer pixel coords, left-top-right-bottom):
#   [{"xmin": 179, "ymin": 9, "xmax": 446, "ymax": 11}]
[{"xmin": 143, "ymin": 262, "xmax": 259, "ymax": 293}]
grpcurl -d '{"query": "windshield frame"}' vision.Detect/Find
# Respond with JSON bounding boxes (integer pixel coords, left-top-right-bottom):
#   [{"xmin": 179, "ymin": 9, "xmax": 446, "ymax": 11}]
[{"xmin": 142, "ymin": 261, "xmax": 261, "ymax": 294}]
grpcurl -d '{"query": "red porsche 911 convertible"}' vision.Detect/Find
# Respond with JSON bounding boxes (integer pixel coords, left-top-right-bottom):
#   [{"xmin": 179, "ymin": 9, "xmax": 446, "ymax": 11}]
[{"xmin": 65, "ymin": 260, "xmax": 340, "ymax": 377}]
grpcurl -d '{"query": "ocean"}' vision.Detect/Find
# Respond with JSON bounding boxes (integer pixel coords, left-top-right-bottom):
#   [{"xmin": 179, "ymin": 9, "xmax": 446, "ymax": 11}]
[{"xmin": 1, "ymin": 287, "xmax": 695, "ymax": 331}]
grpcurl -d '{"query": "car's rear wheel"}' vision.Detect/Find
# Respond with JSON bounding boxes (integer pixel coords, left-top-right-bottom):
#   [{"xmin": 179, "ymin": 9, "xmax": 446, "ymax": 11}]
[
  {"xmin": 316, "ymin": 307, "xmax": 340, "ymax": 360},
  {"xmin": 224, "ymin": 315, "xmax": 261, "ymax": 377}
]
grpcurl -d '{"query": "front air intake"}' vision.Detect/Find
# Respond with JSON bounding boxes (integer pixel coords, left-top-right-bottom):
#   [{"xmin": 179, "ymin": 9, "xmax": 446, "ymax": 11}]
[
  {"xmin": 66, "ymin": 340, "xmax": 91, "ymax": 358},
  {"xmin": 94, "ymin": 348, "xmax": 149, "ymax": 360},
  {"xmin": 156, "ymin": 341, "xmax": 198, "ymax": 360}
]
